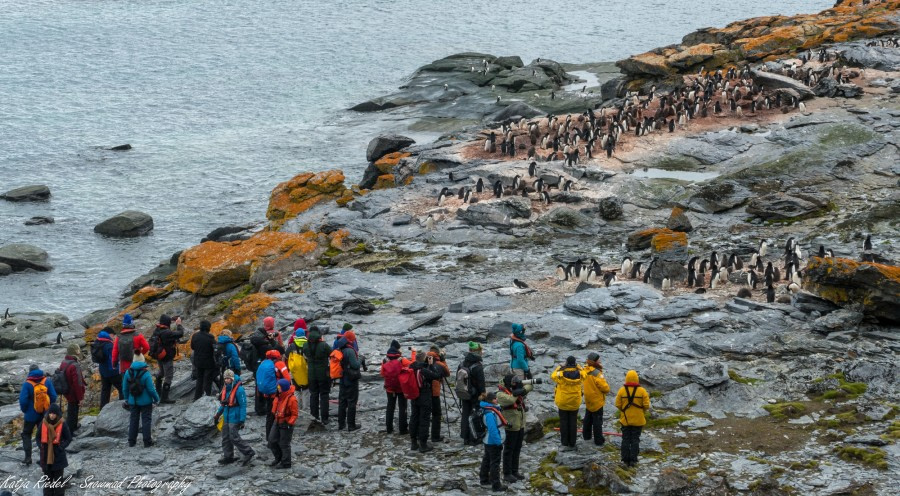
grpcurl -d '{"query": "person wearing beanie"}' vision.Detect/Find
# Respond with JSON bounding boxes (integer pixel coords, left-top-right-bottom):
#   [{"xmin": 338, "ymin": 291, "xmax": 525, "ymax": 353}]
[
  {"xmin": 459, "ymin": 341, "xmax": 487, "ymax": 446},
  {"xmin": 581, "ymin": 353, "xmax": 610, "ymax": 447},
  {"xmin": 615, "ymin": 370, "xmax": 651, "ymax": 467},
  {"xmin": 497, "ymin": 374, "xmax": 533, "ymax": 483},
  {"xmin": 292, "ymin": 318, "xmax": 308, "ymax": 335},
  {"xmin": 479, "ymin": 391, "xmax": 507, "ymax": 492},
  {"xmin": 121, "ymin": 353, "xmax": 159, "ymax": 448},
  {"xmin": 256, "ymin": 350, "xmax": 292, "ymax": 437},
  {"xmin": 333, "ymin": 323, "xmax": 360, "ymax": 353},
  {"xmin": 509, "ymin": 323, "xmax": 533, "ymax": 380},
  {"xmin": 249, "ymin": 316, "xmax": 285, "ymax": 415},
  {"xmin": 149, "ymin": 314, "xmax": 184, "ymax": 404},
  {"xmin": 336, "ymin": 331, "xmax": 362, "ymax": 431},
  {"xmin": 191, "ymin": 320, "xmax": 217, "ymax": 400},
  {"xmin": 93, "ymin": 328, "xmax": 122, "ymax": 408},
  {"xmin": 409, "ymin": 352, "xmax": 444, "ymax": 454},
  {"xmin": 112, "ymin": 317, "xmax": 150, "ymax": 375},
  {"xmin": 59, "ymin": 343, "xmax": 87, "ymax": 434},
  {"xmin": 286, "ymin": 327, "xmax": 310, "ymax": 411},
  {"xmin": 268, "ymin": 379, "xmax": 298, "ymax": 469},
  {"xmin": 426, "ymin": 346, "xmax": 450, "ymax": 443},
  {"xmin": 381, "ymin": 342, "xmax": 416, "ymax": 435},
  {"xmin": 36, "ymin": 403, "xmax": 72, "ymax": 495},
  {"xmin": 214, "ymin": 370, "xmax": 254, "ymax": 466},
  {"xmin": 216, "ymin": 329, "xmax": 242, "ymax": 377},
  {"xmin": 19, "ymin": 367, "xmax": 58, "ymax": 465},
  {"xmin": 551, "ymin": 356, "xmax": 583, "ymax": 450}
]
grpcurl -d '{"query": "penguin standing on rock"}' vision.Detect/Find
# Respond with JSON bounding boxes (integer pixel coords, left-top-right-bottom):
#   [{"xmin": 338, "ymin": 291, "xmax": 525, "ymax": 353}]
[
  {"xmin": 475, "ymin": 178, "xmax": 484, "ymax": 193},
  {"xmin": 864, "ymin": 234, "xmax": 872, "ymax": 251},
  {"xmin": 766, "ymin": 284, "xmax": 775, "ymax": 303},
  {"xmin": 493, "ymin": 180, "xmax": 503, "ymax": 198},
  {"xmin": 541, "ymin": 191, "xmax": 551, "ymax": 204},
  {"xmin": 513, "ymin": 279, "xmax": 529, "ymax": 289},
  {"xmin": 556, "ymin": 265, "xmax": 570, "ymax": 281},
  {"xmin": 437, "ymin": 187, "xmax": 450, "ymax": 206},
  {"xmin": 629, "ymin": 261, "xmax": 643, "ymax": 279},
  {"xmin": 621, "ymin": 257, "xmax": 633, "ymax": 276}
]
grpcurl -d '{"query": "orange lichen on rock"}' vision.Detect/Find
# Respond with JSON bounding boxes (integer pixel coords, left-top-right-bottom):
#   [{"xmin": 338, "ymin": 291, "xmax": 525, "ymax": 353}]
[
  {"xmin": 373, "ymin": 174, "xmax": 396, "ymax": 190},
  {"xmin": 209, "ymin": 292, "xmax": 277, "ymax": 338},
  {"xmin": 266, "ymin": 170, "xmax": 347, "ymax": 226},
  {"xmin": 131, "ymin": 285, "xmax": 171, "ymax": 306},
  {"xmin": 328, "ymin": 229, "xmax": 351, "ymax": 250},
  {"xmin": 175, "ymin": 231, "xmax": 320, "ymax": 296},
  {"xmin": 374, "ymin": 152, "xmax": 411, "ymax": 174},
  {"xmin": 804, "ymin": 257, "xmax": 900, "ymax": 323},
  {"xmin": 626, "ymin": 228, "xmax": 675, "ymax": 251},
  {"xmin": 651, "ymin": 231, "xmax": 688, "ymax": 253}
]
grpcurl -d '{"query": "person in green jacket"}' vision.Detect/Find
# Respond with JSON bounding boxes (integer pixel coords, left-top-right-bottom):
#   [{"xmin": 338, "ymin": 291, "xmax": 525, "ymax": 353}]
[
  {"xmin": 496, "ymin": 374, "xmax": 533, "ymax": 483},
  {"xmin": 301, "ymin": 326, "xmax": 331, "ymax": 424}
]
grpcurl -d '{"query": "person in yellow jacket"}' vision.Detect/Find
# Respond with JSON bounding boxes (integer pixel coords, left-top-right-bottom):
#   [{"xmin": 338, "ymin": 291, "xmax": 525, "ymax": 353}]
[
  {"xmin": 614, "ymin": 370, "xmax": 651, "ymax": 467},
  {"xmin": 286, "ymin": 327, "xmax": 309, "ymax": 411},
  {"xmin": 581, "ymin": 352, "xmax": 610, "ymax": 446},
  {"xmin": 551, "ymin": 356, "xmax": 583, "ymax": 451}
]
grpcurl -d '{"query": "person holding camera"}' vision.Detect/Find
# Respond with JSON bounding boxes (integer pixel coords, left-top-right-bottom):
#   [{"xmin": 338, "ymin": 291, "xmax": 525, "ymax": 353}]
[
  {"xmin": 214, "ymin": 370, "xmax": 254, "ymax": 466},
  {"xmin": 458, "ymin": 341, "xmax": 486, "ymax": 446},
  {"xmin": 497, "ymin": 374, "xmax": 534, "ymax": 483},
  {"xmin": 427, "ymin": 346, "xmax": 450, "ymax": 442},
  {"xmin": 410, "ymin": 352, "xmax": 444, "ymax": 453},
  {"xmin": 581, "ymin": 353, "xmax": 610, "ymax": 446},
  {"xmin": 381, "ymin": 340, "xmax": 415, "ymax": 435},
  {"xmin": 551, "ymin": 356, "xmax": 583, "ymax": 450},
  {"xmin": 509, "ymin": 324, "xmax": 534, "ymax": 380},
  {"xmin": 336, "ymin": 331, "xmax": 362, "ymax": 431}
]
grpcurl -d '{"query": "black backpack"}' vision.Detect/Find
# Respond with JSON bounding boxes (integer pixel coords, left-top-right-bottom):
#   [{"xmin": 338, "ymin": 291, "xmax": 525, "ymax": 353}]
[
  {"xmin": 215, "ymin": 341, "xmax": 230, "ymax": 370},
  {"xmin": 148, "ymin": 332, "xmax": 165, "ymax": 360},
  {"xmin": 469, "ymin": 406, "xmax": 487, "ymax": 442},
  {"xmin": 52, "ymin": 363, "xmax": 70, "ymax": 396},
  {"xmin": 90, "ymin": 340, "xmax": 105, "ymax": 364},
  {"xmin": 127, "ymin": 368, "xmax": 146, "ymax": 397},
  {"xmin": 238, "ymin": 338, "xmax": 258, "ymax": 373}
]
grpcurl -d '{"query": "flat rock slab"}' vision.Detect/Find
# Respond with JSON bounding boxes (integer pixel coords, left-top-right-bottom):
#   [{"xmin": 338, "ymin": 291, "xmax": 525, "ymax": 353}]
[
  {"xmin": 94, "ymin": 210, "xmax": 154, "ymax": 237},
  {"xmin": 1, "ymin": 184, "xmax": 50, "ymax": 202},
  {"xmin": 0, "ymin": 243, "xmax": 52, "ymax": 271}
]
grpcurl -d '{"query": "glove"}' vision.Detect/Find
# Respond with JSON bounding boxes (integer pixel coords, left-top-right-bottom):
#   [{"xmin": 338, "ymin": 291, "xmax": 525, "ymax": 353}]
[
  {"xmin": 524, "ymin": 370, "xmax": 533, "ymax": 380},
  {"xmin": 213, "ymin": 413, "xmax": 222, "ymax": 425},
  {"xmin": 237, "ymin": 422, "xmax": 245, "ymax": 430},
  {"xmin": 511, "ymin": 388, "xmax": 527, "ymax": 397}
]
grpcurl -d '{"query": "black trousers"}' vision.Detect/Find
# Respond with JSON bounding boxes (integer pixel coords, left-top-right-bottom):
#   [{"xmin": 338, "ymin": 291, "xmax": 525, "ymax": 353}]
[
  {"xmin": 621, "ymin": 426, "xmax": 642, "ymax": 464},
  {"xmin": 308, "ymin": 377, "xmax": 331, "ymax": 422},
  {"xmin": 128, "ymin": 404, "xmax": 153, "ymax": 445},
  {"xmin": 22, "ymin": 419, "xmax": 38, "ymax": 460},
  {"xmin": 431, "ymin": 395, "xmax": 442, "ymax": 440},
  {"xmin": 410, "ymin": 393, "xmax": 432, "ymax": 443},
  {"xmin": 254, "ymin": 385, "xmax": 266, "ymax": 415},
  {"xmin": 502, "ymin": 428, "xmax": 524, "ymax": 476},
  {"xmin": 337, "ymin": 380, "xmax": 359, "ymax": 428},
  {"xmin": 558, "ymin": 409, "xmax": 578, "ymax": 447},
  {"xmin": 386, "ymin": 392, "xmax": 407, "ymax": 433},
  {"xmin": 193, "ymin": 367, "xmax": 216, "ymax": 400},
  {"xmin": 65, "ymin": 400, "xmax": 79, "ymax": 433},
  {"xmin": 480, "ymin": 444, "xmax": 502, "ymax": 487},
  {"xmin": 460, "ymin": 399, "xmax": 474, "ymax": 441},
  {"xmin": 263, "ymin": 396, "xmax": 275, "ymax": 438},
  {"xmin": 583, "ymin": 406, "xmax": 605, "ymax": 445},
  {"xmin": 267, "ymin": 424, "xmax": 294, "ymax": 466},
  {"xmin": 100, "ymin": 374, "xmax": 122, "ymax": 408},
  {"xmin": 42, "ymin": 468, "xmax": 65, "ymax": 496}
]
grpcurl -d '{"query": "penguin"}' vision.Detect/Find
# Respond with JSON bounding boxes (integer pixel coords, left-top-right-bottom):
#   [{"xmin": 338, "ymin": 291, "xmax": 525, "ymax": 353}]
[
  {"xmin": 720, "ymin": 270, "xmax": 728, "ymax": 283},
  {"xmin": 437, "ymin": 187, "xmax": 450, "ymax": 206},
  {"xmin": 688, "ymin": 267, "xmax": 696, "ymax": 287},
  {"xmin": 694, "ymin": 288, "xmax": 707, "ymax": 294},
  {"xmin": 603, "ymin": 271, "xmax": 617, "ymax": 288},
  {"xmin": 825, "ymin": 249, "xmax": 834, "ymax": 258},
  {"xmin": 710, "ymin": 271, "xmax": 719, "ymax": 289},
  {"xmin": 630, "ymin": 261, "xmax": 643, "ymax": 279},
  {"xmin": 787, "ymin": 281, "xmax": 800, "ymax": 294},
  {"xmin": 817, "ymin": 245, "xmax": 825, "ymax": 258},
  {"xmin": 56, "ymin": 332, "xmax": 62, "ymax": 345},
  {"xmin": 699, "ymin": 259, "xmax": 709, "ymax": 274},
  {"xmin": 621, "ymin": 257, "xmax": 633, "ymax": 277},
  {"xmin": 463, "ymin": 189, "xmax": 472, "ymax": 203},
  {"xmin": 687, "ymin": 256, "xmax": 699, "ymax": 271},
  {"xmin": 512, "ymin": 175, "xmax": 521, "ymax": 190},
  {"xmin": 493, "ymin": 180, "xmax": 503, "ymax": 198},
  {"xmin": 513, "ymin": 279, "xmax": 529, "ymax": 289},
  {"xmin": 528, "ymin": 161, "xmax": 537, "ymax": 178},
  {"xmin": 748, "ymin": 270, "xmax": 759, "ymax": 289},
  {"xmin": 864, "ymin": 234, "xmax": 872, "ymax": 251},
  {"xmin": 475, "ymin": 178, "xmax": 484, "ymax": 193},
  {"xmin": 695, "ymin": 271, "xmax": 705, "ymax": 288},
  {"xmin": 755, "ymin": 257, "xmax": 764, "ymax": 272},
  {"xmin": 457, "ymin": 187, "xmax": 465, "ymax": 200},
  {"xmin": 749, "ymin": 252, "xmax": 758, "ymax": 267},
  {"xmin": 563, "ymin": 179, "xmax": 573, "ymax": 192},
  {"xmin": 784, "ymin": 237, "xmax": 796, "ymax": 255},
  {"xmin": 556, "ymin": 265, "xmax": 570, "ymax": 281},
  {"xmin": 573, "ymin": 259, "xmax": 584, "ymax": 280},
  {"xmin": 791, "ymin": 269, "xmax": 802, "ymax": 286},
  {"xmin": 710, "ymin": 251, "xmax": 719, "ymax": 267},
  {"xmin": 541, "ymin": 191, "xmax": 551, "ymax": 204},
  {"xmin": 424, "ymin": 215, "xmax": 435, "ymax": 230},
  {"xmin": 534, "ymin": 178, "xmax": 544, "ymax": 193},
  {"xmin": 766, "ymin": 284, "xmax": 776, "ymax": 303}
]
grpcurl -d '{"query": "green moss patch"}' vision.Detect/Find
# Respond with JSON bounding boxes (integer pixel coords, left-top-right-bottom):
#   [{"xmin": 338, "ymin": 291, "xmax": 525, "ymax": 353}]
[
  {"xmin": 213, "ymin": 284, "xmax": 254, "ymax": 314},
  {"xmin": 833, "ymin": 446, "xmax": 888, "ymax": 470},
  {"xmin": 646, "ymin": 415, "xmax": 692, "ymax": 429},
  {"xmin": 816, "ymin": 372, "xmax": 868, "ymax": 401},
  {"xmin": 529, "ymin": 452, "xmax": 600, "ymax": 496},
  {"xmin": 763, "ymin": 402, "xmax": 807, "ymax": 420},
  {"xmin": 729, "ymin": 370, "xmax": 763, "ymax": 385}
]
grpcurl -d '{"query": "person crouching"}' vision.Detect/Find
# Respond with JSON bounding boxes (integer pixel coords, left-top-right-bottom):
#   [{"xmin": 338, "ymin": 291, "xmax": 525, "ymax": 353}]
[{"xmin": 268, "ymin": 379, "xmax": 297, "ymax": 469}]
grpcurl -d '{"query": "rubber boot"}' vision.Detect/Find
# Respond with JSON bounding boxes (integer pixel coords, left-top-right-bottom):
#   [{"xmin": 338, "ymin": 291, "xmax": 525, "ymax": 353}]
[
  {"xmin": 161, "ymin": 384, "xmax": 175, "ymax": 404},
  {"xmin": 154, "ymin": 377, "xmax": 162, "ymax": 395},
  {"xmin": 410, "ymin": 439, "xmax": 419, "ymax": 452}
]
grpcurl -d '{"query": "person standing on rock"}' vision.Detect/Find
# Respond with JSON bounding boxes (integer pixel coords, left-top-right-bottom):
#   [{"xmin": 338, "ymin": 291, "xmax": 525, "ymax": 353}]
[
  {"xmin": 59, "ymin": 344, "xmax": 86, "ymax": 433},
  {"xmin": 257, "ymin": 350, "xmax": 291, "ymax": 437},
  {"xmin": 36, "ymin": 403, "xmax": 71, "ymax": 496},
  {"xmin": 381, "ymin": 340, "xmax": 414, "ymax": 435},
  {"xmin": 551, "ymin": 356, "xmax": 583, "ymax": 451},
  {"xmin": 459, "ymin": 342, "xmax": 486, "ymax": 446},
  {"xmin": 337, "ymin": 331, "xmax": 362, "ymax": 431},
  {"xmin": 302, "ymin": 326, "xmax": 332, "ymax": 425},
  {"xmin": 581, "ymin": 353, "xmax": 610, "ymax": 447},
  {"xmin": 409, "ymin": 352, "xmax": 444, "ymax": 453},
  {"xmin": 122, "ymin": 354, "xmax": 159, "ymax": 448},
  {"xmin": 250, "ymin": 317, "xmax": 285, "ymax": 415},
  {"xmin": 216, "ymin": 329, "xmax": 242, "ymax": 377},
  {"xmin": 427, "ymin": 346, "xmax": 450, "ymax": 442},
  {"xmin": 267, "ymin": 379, "xmax": 298, "ymax": 469},
  {"xmin": 478, "ymin": 392, "xmax": 507, "ymax": 492},
  {"xmin": 112, "ymin": 314, "xmax": 149, "ymax": 375},
  {"xmin": 497, "ymin": 374, "xmax": 532, "ymax": 483},
  {"xmin": 286, "ymin": 323, "xmax": 309, "ymax": 411},
  {"xmin": 509, "ymin": 324, "xmax": 534, "ymax": 380},
  {"xmin": 332, "ymin": 323, "xmax": 360, "ymax": 353},
  {"xmin": 615, "ymin": 370, "xmax": 651, "ymax": 467},
  {"xmin": 214, "ymin": 370, "xmax": 255, "ymax": 466},
  {"xmin": 190, "ymin": 320, "xmax": 217, "ymax": 400},
  {"xmin": 19, "ymin": 366, "xmax": 58, "ymax": 465},
  {"xmin": 93, "ymin": 328, "xmax": 122, "ymax": 408},
  {"xmin": 149, "ymin": 314, "xmax": 184, "ymax": 404}
]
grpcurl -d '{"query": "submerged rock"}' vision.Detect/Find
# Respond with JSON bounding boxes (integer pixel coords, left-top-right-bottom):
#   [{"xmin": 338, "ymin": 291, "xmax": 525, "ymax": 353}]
[
  {"xmin": 0, "ymin": 243, "xmax": 52, "ymax": 272},
  {"xmin": 0, "ymin": 184, "xmax": 50, "ymax": 202},
  {"xmin": 94, "ymin": 210, "xmax": 154, "ymax": 237}
]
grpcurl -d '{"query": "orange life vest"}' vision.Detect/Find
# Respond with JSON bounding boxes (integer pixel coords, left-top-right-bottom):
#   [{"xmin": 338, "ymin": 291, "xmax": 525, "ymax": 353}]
[
  {"xmin": 41, "ymin": 422, "xmax": 63, "ymax": 445},
  {"xmin": 220, "ymin": 381, "xmax": 241, "ymax": 407}
]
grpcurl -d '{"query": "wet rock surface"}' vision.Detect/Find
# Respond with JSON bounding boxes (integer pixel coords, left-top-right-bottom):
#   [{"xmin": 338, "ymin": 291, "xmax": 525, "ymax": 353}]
[{"xmin": 93, "ymin": 210, "xmax": 155, "ymax": 237}]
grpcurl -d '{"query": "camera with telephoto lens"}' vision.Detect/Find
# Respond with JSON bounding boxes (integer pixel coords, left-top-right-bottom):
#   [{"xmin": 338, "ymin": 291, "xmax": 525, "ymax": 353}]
[{"xmin": 522, "ymin": 378, "xmax": 543, "ymax": 385}]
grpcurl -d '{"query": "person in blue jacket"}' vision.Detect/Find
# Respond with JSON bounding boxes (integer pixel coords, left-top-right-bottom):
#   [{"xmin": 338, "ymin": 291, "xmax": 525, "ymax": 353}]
[
  {"xmin": 19, "ymin": 366, "xmax": 58, "ymax": 465},
  {"xmin": 509, "ymin": 323, "xmax": 533, "ymax": 380},
  {"xmin": 95, "ymin": 328, "xmax": 122, "ymax": 408},
  {"xmin": 479, "ymin": 392, "xmax": 507, "ymax": 492},
  {"xmin": 255, "ymin": 351, "xmax": 280, "ymax": 436},
  {"xmin": 214, "ymin": 370, "xmax": 255, "ymax": 466},
  {"xmin": 121, "ymin": 354, "xmax": 160, "ymax": 448},
  {"xmin": 217, "ymin": 330, "xmax": 242, "ymax": 374}
]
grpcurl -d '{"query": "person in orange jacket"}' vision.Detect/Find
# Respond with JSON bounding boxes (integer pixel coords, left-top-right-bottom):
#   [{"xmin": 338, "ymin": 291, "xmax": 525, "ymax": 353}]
[
  {"xmin": 268, "ymin": 379, "xmax": 298, "ymax": 469},
  {"xmin": 427, "ymin": 346, "xmax": 450, "ymax": 442}
]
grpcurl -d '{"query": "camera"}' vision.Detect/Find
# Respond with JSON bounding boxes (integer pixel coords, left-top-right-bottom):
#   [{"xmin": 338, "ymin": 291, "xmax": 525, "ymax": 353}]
[{"xmin": 522, "ymin": 378, "xmax": 543, "ymax": 385}]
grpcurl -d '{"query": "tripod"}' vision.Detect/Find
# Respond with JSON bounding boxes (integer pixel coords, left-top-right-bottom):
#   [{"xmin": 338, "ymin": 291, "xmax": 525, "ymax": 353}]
[{"xmin": 439, "ymin": 377, "xmax": 462, "ymax": 434}]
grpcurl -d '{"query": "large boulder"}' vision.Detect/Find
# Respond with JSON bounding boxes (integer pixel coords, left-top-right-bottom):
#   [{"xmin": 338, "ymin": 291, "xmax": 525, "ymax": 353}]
[
  {"xmin": 366, "ymin": 135, "xmax": 415, "ymax": 163},
  {"xmin": 484, "ymin": 101, "xmax": 543, "ymax": 123},
  {"xmin": 266, "ymin": 170, "xmax": 349, "ymax": 226},
  {"xmin": 95, "ymin": 400, "xmax": 160, "ymax": 436},
  {"xmin": 837, "ymin": 41, "xmax": 900, "ymax": 71},
  {"xmin": 750, "ymin": 69, "xmax": 815, "ymax": 100},
  {"xmin": 360, "ymin": 152, "xmax": 412, "ymax": 190},
  {"xmin": 682, "ymin": 181, "xmax": 752, "ymax": 214},
  {"xmin": 666, "ymin": 206, "xmax": 692, "ymax": 232},
  {"xmin": 456, "ymin": 197, "xmax": 532, "ymax": 228},
  {"xmin": 0, "ymin": 311, "xmax": 78, "ymax": 349},
  {"xmin": 598, "ymin": 196, "xmax": 624, "ymax": 220},
  {"xmin": 174, "ymin": 396, "xmax": 220, "ymax": 440},
  {"xmin": 626, "ymin": 228, "xmax": 675, "ymax": 252},
  {"xmin": 746, "ymin": 192, "xmax": 827, "ymax": 220},
  {"xmin": 804, "ymin": 257, "xmax": 900, "ymax": 324},
  {"xmin": 0, "ymin": 243, "xmax": 52, "ymax": 272},
  {"xmin": 94, "ymin": 210, "xmax": 154, "ymax": 237},
  {"xmin": 0, "ymin": 184, "xmax": 50, "ymax": 202}
]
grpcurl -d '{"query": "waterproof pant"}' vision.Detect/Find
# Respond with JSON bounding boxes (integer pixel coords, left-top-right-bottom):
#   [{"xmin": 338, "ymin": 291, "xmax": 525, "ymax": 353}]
[
  {"xmin": 41, "ymin": 468, "xmax": 65, "ymax": 496},
  {"xmin": 100, "ymin": 374, "xmax": 122, "ymax": 408},
  {"xmin": 263, "ymin": 396, "xmax": 275, "ymax": 439},
  {"xmin": 431, "ymin": 395, "xmax": 442, "ymax": 440},
  {"xmin": 295, "ymin": 386, "xmax": 309, "ymax": 412},
  {"xmin": 193, "ymin": 367, "xmax": 216, "ymax": 400},
  {"xmin": 460, "ymin": 398, "xmax": 475, "ymax": 442},
  {"xmin": 480, "ymin": 444, "xmax": 502, "ymax": 488},
  {"xmin": 410, "ymin": 392, "xmax": 432, "ymax": 443},
  {"xmin": 386, "ymin": 392, "xmax": 407, "ymax": 433},
  {"xmin": 65, "ymin": 400, "xmax": 79, "ymax": 433},
  {"xmin": 621, "ymin": 426, "xmax": 642, "ymax": 464},
  {"xmin": 337, "ymin": 380, "xmax": 359, "ymax": 429},
  {"xmin": 128, "ymin": 404, "xmax": 153, "ymax": 445},
  {"xmin": 583, "ymin": 406, "xmax": 604, "ymax": 445},
  {"xmin": 267, "ymin": 424, "xmax": 294, "ymax": 467},
  {"xmin": 156, "ymin": 360, "xmax": 174, "ymax": 387},
  {"xmin": 222, "ymin": 422, "xmax": 254, "ymax": 459},
  {"xmin": 502, "ymin": 428, "xmax": 525, "ymax": 476},
  {"xmin": 22, "ymin": 419, "xmax": 39, "ymax": 461},
  {"xmin": 558, "ymin": 409, "xmax": 578, "ymax": 447},
  {"xmin": 254, "ymin": 383, "xmax": 266, "ymax": 415},
  {"xmin": 308, "ymin": 377, "xmax": 331, "ymax": 422}
]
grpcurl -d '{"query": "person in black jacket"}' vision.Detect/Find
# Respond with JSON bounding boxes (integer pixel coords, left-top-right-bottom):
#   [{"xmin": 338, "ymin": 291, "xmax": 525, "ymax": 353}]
[
  {"xmin": 151, "ymin": 315, "xmax": 185, "ymax": 404},
  {"xmin": 36, "ymin": 403, "xmax": 71, "ymax": 496},
  {"xmin": 249, "ymin": 317, "xmax": 285, "ymax": 415},
  {"xmin": 301, "ymin": 326, "xmax": 331, "ymax": 424},
  {"xmin": 337, "ymin": 331, "xmax": 361, "ymax": 431},
  {"xmin": 460, "ymin": 342, "xmax": 487, "ymax": 446},
  {"xmin": 190, "ymin": 321, "xmax": 217, "ymax": 400},
  {"xmin": 409, "ymin": 353, "xmax": 444, "ymax": 454}
]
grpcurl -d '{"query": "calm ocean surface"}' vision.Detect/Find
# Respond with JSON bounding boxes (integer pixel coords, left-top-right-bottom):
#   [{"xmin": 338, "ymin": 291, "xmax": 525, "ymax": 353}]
[{"xmin": 0, "ymin": 0, "xmax": 831, "ymax": 316}]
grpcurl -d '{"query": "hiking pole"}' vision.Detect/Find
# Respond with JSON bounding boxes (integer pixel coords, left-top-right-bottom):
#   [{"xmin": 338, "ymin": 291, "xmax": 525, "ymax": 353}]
[
  {"xmin": 441, "ymin": 386, "xmax": 453, "ymax": 432},
  {"xmin": 442, "ymin": 377, "xmax": 460, "ymax": 412}
]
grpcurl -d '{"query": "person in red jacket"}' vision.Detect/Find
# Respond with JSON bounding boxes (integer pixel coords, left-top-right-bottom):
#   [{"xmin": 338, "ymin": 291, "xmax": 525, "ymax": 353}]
[
  {"xmin": 268, "ymin": 379, "xmax": 298, "ymax": 469},
  {"xmin": 380, "ymin": 340, "xmax": 415, "ymax": 435},
  {"xmin": 112, "ymin": 314, "xmax": 150, "ymax": 374},
  {"xmin": 60, "ymin": 344, "xmax": 87, "ymax": 434}
]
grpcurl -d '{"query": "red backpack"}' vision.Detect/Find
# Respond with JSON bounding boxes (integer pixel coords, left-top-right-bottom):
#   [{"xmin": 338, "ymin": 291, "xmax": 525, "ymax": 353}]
[
  {"xmin": 382, "ymin": 359, "xmax": 403, "ymax": 392},
  {"xmin": 399, "ymin": 366, "xmax": 420, "ymax": 400}
]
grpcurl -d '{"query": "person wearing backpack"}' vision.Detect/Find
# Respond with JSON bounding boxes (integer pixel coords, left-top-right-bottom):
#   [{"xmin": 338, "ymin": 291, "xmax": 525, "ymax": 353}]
[
  {"xmin": 36, "ymin": 403, "xmax": 72, "ymax": 496},
  {"xmin": 301, "ymin": 326, "xmax": 331, "ymax": 425},
  {"xmin": 336, "ymin": 331, "xmax": 361, "ymax": 431},
  {"xmin": 256, "ymin": 350, "xmax": 291, "ymax": 437},
  {"xmin": 332, "ymin": 323, "xmax": 360, "ymax": 353},
  {"xmin": 267, "ymin": 379, "xmax": 298, "ymax": 469},
  {"xmin": 122, "ymin": 354, "xmax": 160, "ymax": 447},
  {"xmin": 213, "ymin": 370, "xmax": 255, "ymax": 466},
  {"xmin": 286, "ymin": 327, "xmax": 309, "ymax": 411},
  {"xmin": 615, "ymin": 370, "xmax": 651, "ymax": 467},
  {"xmin": 149, "ymin": 314, "xmax": 185, "ymax": 404},
  {"xmin": 427, "ymin": 346, "xmax": 450, "ymax": 442},
  {"xmin": 249, "ymin": 317, "xmax": 285, "ymax": 415},
  {"xmin": 94, "ymin": 328, "xmax": 122, "ymax": 408},
  {"xmin": 509, "ymin": 323, "xmax": 534, "ymax": 380},
  {"xmin": 582, "ymin": 353, "xmax": 610, "ymax": 447},
  {"xmin": 19, "ymin": 367, "xmax": 58, "ymax": 465},
  {"xmin": 478, "ymin": 392, "xmax": 508, "ymax": 492},
  {"xmin": 59, "ymin": 344, "xmax": 87, "ymax": 434},
  {"xmin": 216, "ymin": 329, "xmax": 242, "ymax": 376},
  {"xmin": 380, "ymin": 340, "xmax": 414, "ymax": 435},
  {"xmin": 409, "ymin": 352, "xmax": 444, "ymax": 453},
  {"xmin": 112, "ymin": 314, "xmax": 150, "ymax": 375},
  {"xmin": 551, "ymin": 356, "xmax": 583, "ymax": 451},
  {"xmin": 459, "ymin": 341, "xmax": 486, "ymax": 446},
  {"xmin": 190, "ymin": 320, "xmax": 217, "ymax": 400},
  {"xmin": 497, "ymin": 374, "xmax": 533, "ymax": 483}
]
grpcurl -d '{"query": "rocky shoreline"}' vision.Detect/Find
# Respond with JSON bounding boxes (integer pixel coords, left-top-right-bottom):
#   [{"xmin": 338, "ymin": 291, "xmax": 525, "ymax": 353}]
[{"xmin": 1, "ymin": 1, "xmax": 899, "ymax": 494}]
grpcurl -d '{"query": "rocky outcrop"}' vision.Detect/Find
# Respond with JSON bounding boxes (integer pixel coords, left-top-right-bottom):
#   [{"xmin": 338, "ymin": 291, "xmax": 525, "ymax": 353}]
[
  {"xmin": 626, "ymin": 228, "xmax": 676, "ymax": 252},
  {"xmin": 750, "ymin": 69, "xmax": 815, "ymax": 100},
  {"xmin": 0, "ymin": 243, "xmax": 52, "ymax": 271},
  {"xmin": 366, "ymin": 135, "xmax": 415, "ymax": 163},
  {"xmin": 360, "ymin": 152, "xmax": 413, "ymax": 190},
  {"xmin": 0, "ymin": 184, "xmax": 50, "ymax": 202},
  {"xmin": 597, "ymin": 196, "xmax": 624, "ymax": 220},
  {"xmin": 682, "ymin": 181, "xmax": 751, "ymax": 214},
  {"xmin": 666, "ymin": 206, "xmax": 692, "ymax": 232},
  {"xmin": 94, "ymin": 210, "xmax": 154, "ymax": 237},
  {"xmin": 0, "ymin": 312, "xmax": 80, "ymax": 349},
  {"xmin": 24, "ymin": 216, "xmax": 54, "ymax": 226},
  {"xmin": 747, "ymin": 192, "xmax": 830, "ymax": 220},
  {"xmin": 266, "ymin": 170, "xmax": 350, "ymax": 227},
  {"xmin": 456, "ymin": 197, "xmax": 532, "ymax": 228},
  {"xmin": 804, "ymin": 257, "xmax": 900, "ymax": 323}
]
